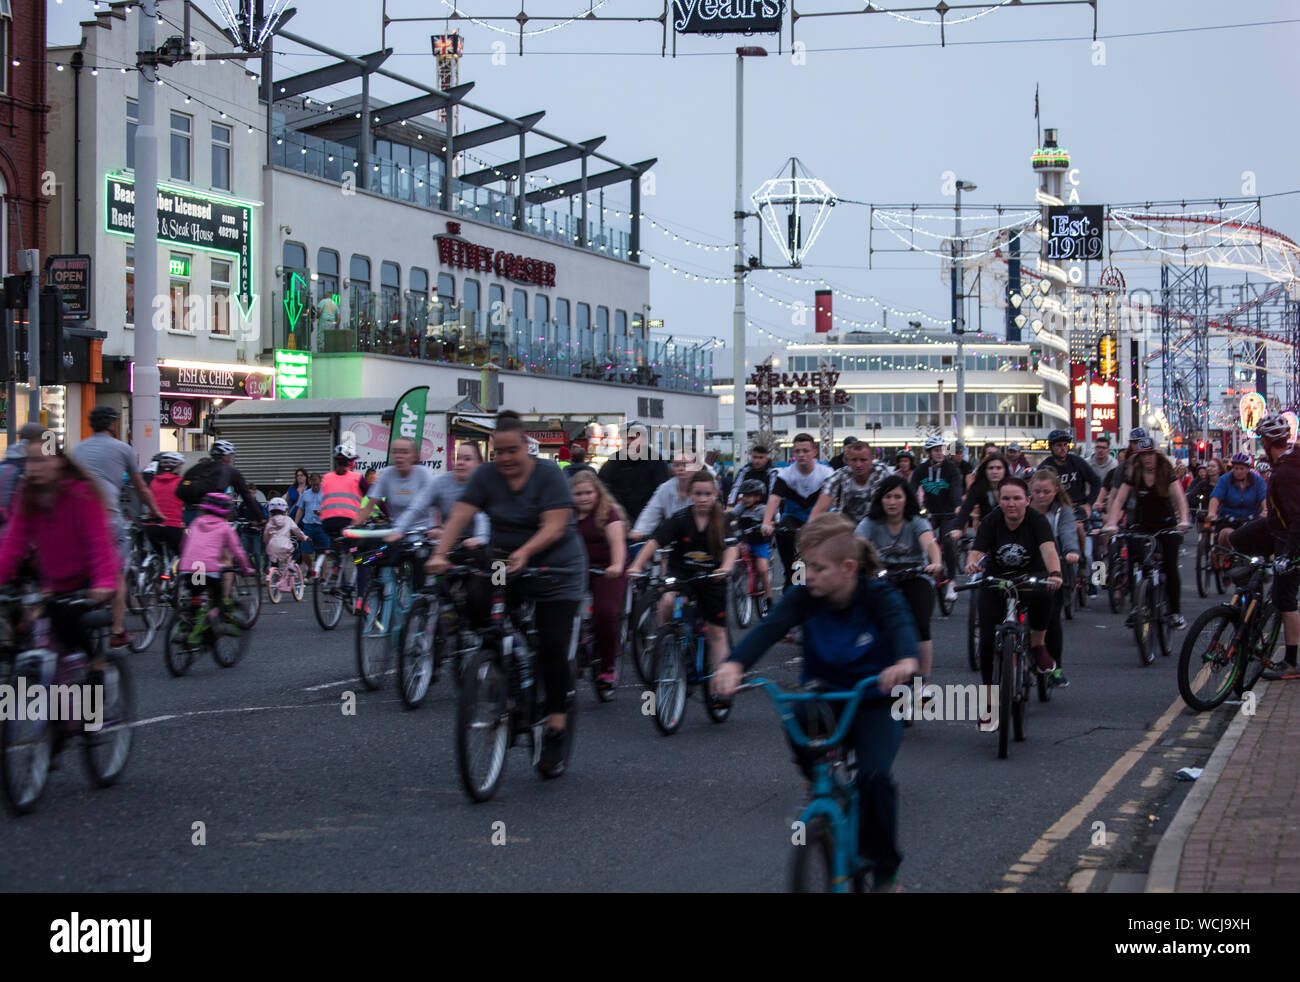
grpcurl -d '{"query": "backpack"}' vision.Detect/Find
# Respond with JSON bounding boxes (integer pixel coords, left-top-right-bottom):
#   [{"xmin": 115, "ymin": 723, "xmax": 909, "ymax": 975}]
[{"xmin": 177, "ymin": 458, "xmax": 225, "ymax": 506}]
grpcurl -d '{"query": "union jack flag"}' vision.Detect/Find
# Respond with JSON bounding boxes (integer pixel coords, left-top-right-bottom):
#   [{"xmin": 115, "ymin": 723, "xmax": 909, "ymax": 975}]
[{"xmin": 433, "ymin": 33, "xmax": 464, "ymax": 58}]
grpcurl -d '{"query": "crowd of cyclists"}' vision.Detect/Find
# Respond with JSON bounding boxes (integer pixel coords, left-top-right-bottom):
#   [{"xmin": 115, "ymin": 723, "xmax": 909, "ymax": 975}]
[{"xmin": 1, "ymin": 402, "xmax": 1297, "ymax": 891}]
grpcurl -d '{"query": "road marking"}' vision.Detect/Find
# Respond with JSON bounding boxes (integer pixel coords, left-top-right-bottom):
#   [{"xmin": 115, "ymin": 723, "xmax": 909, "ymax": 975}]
[
  {"xmin": 130, "ymin": 703, "xmax": 323, "ymax": 728},
  {"xmin": 303, "ymin": 678, "xmax": 355, "ymax": 691},
  {"xmin": 1000, "ymin": 693, "xmax": 1185, "ymax": 890}
]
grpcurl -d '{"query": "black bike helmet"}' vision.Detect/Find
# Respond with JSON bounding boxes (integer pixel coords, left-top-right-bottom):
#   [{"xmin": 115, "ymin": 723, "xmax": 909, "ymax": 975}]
[
  {"xmin": 739, "ymin": 478, "xmax": 767, "ymax": 497},
  {"xmin": 1048, "ymin": 429, "xmax": 1072, "ymax": 445},
  {"xmin": 88, "ymin": 405, "xmax": 120, "ymax": 432}
]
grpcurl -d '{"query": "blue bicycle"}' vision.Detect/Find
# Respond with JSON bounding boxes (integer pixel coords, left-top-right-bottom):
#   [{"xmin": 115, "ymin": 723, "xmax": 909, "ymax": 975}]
[
  {"xmin": 646, "ymin": 570, "xmax": 732, "ymax": 735},
  {"xmin": 348, "ymin": 527, "xmax": 426, "ymax": 691},
  {"xmin": 739, "ymin": 674, "xmax": 882, "ymax": 892}
]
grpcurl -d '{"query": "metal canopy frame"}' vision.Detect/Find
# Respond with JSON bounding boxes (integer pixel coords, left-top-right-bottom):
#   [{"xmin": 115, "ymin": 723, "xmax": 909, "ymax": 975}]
[
  {"xmin": 370, "ymin": 83, "xmax": 476, "ymax": 128},
  {"xmin": 272, "ymin": 49, "xmax": 392, "ymax": 100},
  {"xmin": 458, "ymin": 138, "xmax": 607, "ymax": 186}
]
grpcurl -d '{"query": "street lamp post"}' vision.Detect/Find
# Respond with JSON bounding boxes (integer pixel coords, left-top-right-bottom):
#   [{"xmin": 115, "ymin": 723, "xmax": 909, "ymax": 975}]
[
  {"xmin": 953, "ymin": 179, "xmax": 976, "ymax": 445},
  {"xmin": 131, "ymin": 0, "xmax": 161, "ymax": 460},
  {"xmin": 732, "ymin": 46, "xmax": 766, "ymax": 468}
]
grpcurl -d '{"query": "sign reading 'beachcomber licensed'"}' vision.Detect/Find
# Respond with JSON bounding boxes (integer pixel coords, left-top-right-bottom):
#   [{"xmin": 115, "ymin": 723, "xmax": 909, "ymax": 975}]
[
  {"xmin": 672, "ymin": 0, "xmax": 783, "ymax": 33},
  {"xmin": 105, "ymin": 175, "xmax": 256, "ymax": 318}
]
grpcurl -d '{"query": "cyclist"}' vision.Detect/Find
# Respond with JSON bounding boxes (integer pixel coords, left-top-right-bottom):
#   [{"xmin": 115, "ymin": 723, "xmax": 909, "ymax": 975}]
[
  {"xmin": 727, "ymin": 442, "xmax": 779, "ymax": 506},
  {"xmin": 428, "ymin": 410, "xmax": 587, "ymax": 778},
  {"xmin": 951, "ymin": 443, "xmax": 974, "ymax": 487},
  {"xmin": 854, "ymin": 474, "xmax": 942, "ymax": 692},
  {"xmin": 0, "ymin": 421, "xmax": 47, "ymax": 528},
  {"xmin": 1207, "ymin": 452, "xmax": 1267, "ymax": 526},
  {"xmin": 729, "ymin": 478, "xmax": 773, "ymax": 604},
  {"xmin": 965, "ymin": 476, "xmax": 1063, "ymax": 683},
  {"xmin": 570, "ymin": 469, "xmax": 628, "ymax": 696},
  {"xmin": 892, "ymin": 448, "xmax": 915, "ymax": 482},
  {"xmin": 810, "ymin": 439, "xmax": 890, "ymax": 526},
  {"xmin": 627, "ymin": 469, "xmax": 736, "ymax": 696},
  {"xmin": 714, "ymin": 513, "xmax": 919, "ymax": 893},
  {"xmin": 597, "ymin": 422, "xmax": 671, "ymax": 526},
  {"xmin": 632, "ymin": 451, "xmax": 701, "ymax": 540},
  {"xmin": 1004, "ymin": 442, "xmax": 1035, "ymax": 480},
  {"xmin": 1029, "ymin": 468, "xmax": 1080, "ymax": 688},
  {"xmin": 391, "ymin": 441, "xmax": 490, "ymax": 549},
  {"xmin": 292, "ymin": 472, "xmax": 326, "ymax": 580},
  {"xmin": 353, "ymin": 436, "xmax": 434, "ymax": 529},
  {"xmin": 178, "ymin": 492, "xmax": 255, "ymax": 642},
  {"xmin": 262, "ymin": 496, "xmax": 309, "ymax": 589},
  {"xmin": 1102, "ymin": 436, "xmax": 1191, "ymax": 629},
  {"xmin": 145, "ymin": 451, "xmax": 187, "ymax": 560},
  {"xmin": 911, "ymin": 436, "xmax": 963, "ymax": 605},
  {"xmin": 176, "ymin": 440, "xmax": 263, "ymax": 528},
  {"xmin": 1221, "ymin": 413, "xmax": 1299, "ymax": 678},
  {"xmin": 1186, "ymin": 459, "xmax": 1222, "ymax": 516},
  {"xmin": 1045, "ymin": 429, "xmax": 1101, "ymax": 588},
  {"xmin": 1087, "ymin": 435, "xmax": 1118, "ymax": 488},
  {"xmin": 318, "ymin": 445, "xmax": 370, "ymax": 605},
  {"xmin": 0, "ymin": 440, "xmax": 117, "ymax": 668},
  {"xmin": 761, "ymin": 434, "xmax": 834, "ymax": 596},
  {"xmin": 71, "ymin": 405, "xmax": 162, "ymax": 649},
  {"xmin": 952, "ymin": 452, "xmax": 1007, "ymax": 544}
]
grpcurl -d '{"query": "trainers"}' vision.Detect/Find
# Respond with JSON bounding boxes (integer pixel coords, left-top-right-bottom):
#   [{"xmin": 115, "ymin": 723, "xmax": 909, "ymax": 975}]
[
  {"xmin": 537, "ymin": 726, "xmax": 567, "ymax": 778},
  {"xmin": 1263, "ymin": 663, "xmax": 1300, "ymax": 681},
  {"xmin": 1169, "ymin": 614, "xmax": 1186, "ymax": 630},
  {"xmin": 108, "ymin": 631, "xmax": 132, "ymax": 650},
  {"xmin": 1049, "ymin": 668, "xmax": 1070, "ymax": 688},
  {"xmin": 1030, "ymin": 645, "xmax": 1055, "ymax": 673},
  {"xmin": 871, "ymin": 874, "xmax": 904, "ymax": 893},
  {"xmin": 944, "ymin": 583, "xmax": 958, "ymax": 603}
]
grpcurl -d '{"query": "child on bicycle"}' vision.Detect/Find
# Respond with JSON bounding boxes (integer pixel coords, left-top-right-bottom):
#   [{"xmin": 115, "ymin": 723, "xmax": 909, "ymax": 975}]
[
  {"xmin": 713, "ymin": 513, "xmax": 919, "ymax": 893},
  {"xmin": 180, "ymin": 492, "xmax": 255, "ymax": 642},
  {"xmin": 263, "ymin": 496, "xmax": 309, "ymax": 590},
  {"xmin": 570, "ymin": 469, "xmax": 628, "ymax": 697},
  {"xmin": 728, "ymin": 478, "xmax": 772, "ymax": 603},
  {"xmin": 627, "ymin": 470, "xmax": 736, "ymax": 703}
]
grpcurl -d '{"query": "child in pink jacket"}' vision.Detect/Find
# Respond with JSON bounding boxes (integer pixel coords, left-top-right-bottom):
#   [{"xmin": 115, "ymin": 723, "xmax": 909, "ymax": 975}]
[
  {"xmin": 262, "ymin": 496, "xmax": 308, "ymax": 588},
  {"xmin": 180, "ymin": 492, "xmax": 253, "ymax": 639}
]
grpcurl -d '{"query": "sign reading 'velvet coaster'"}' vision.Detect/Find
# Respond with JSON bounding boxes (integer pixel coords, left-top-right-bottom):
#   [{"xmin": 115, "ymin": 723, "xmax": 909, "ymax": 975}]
[
  {"xmin": 106, "ymin": 174, "xmax": 258, "ymax": 319},
  {"xmin": 672, "ymin": 0, "xmax": 784, "ymax": 34}
]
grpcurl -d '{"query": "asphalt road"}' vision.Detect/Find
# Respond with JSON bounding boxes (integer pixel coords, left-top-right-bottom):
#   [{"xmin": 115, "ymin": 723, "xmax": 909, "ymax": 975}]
[{"xmin": 0, "ymin": 545, "xmax": 1239, "ymax": 892}]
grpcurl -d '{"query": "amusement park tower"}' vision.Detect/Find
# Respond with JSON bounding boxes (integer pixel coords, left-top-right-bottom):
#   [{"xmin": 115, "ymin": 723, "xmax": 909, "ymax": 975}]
[{"xmin": 1030, "ymin": 128, "xmax": 1074, "ymax": 432}]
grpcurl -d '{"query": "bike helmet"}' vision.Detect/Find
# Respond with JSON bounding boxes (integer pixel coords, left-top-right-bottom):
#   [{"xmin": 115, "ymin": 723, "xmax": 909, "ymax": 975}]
[
  {"xmin": 333, "ymin": 443, "xmax": 359, "ymax": 461},
  {"xmin": 155, "ymin": 451, "xmax": 186, "ymax": 472},
  {"xmin": 923, "ymin": 435, "xmax": 944, "ymax": 450},
  {"xmin": 895, "ymin": 449, "xmax": 915, "ymax": 461},
  {"xmin": 88, "ymin": 405, "xmax": 120, "ymax": 432},
  {"xmin": 1047, "ymin": 429, "xmax": 1072, "ymax": 445},
  {"xmin": 143, "ymin": 461, "xmax": 158, "ymax": 475},
  {"xmin": 1230, "ymin": 452, "xmax": 1252, "ymax": 467},
  {"xmin": 1128, "ymin": 427, "xmax": 1148, "ymax": 443},
  {"xmin": 739, "ymin": 478, "xmax": 767, "ymax": 497},
  {"xmin": 1255, "ymin": 412, "xmax": 1292, "ymax": 443},
  {"xmin": 199, "ymin": 491, "xmax": 235, "ymax": 517},
  {"xmin": 267, "ymin": 496, "xmax": 288, "ymax": 513},
  {"xmin": 1257, "ymin": 461, "xmax": 1272, "ymax": 477},
  {"xmin": 211, "ymin": 439, "xmax": 237, "ymax": 458},
  {"xmin": 1134, "ymin": 436, "xmax": 1157, "ymax": 454}
]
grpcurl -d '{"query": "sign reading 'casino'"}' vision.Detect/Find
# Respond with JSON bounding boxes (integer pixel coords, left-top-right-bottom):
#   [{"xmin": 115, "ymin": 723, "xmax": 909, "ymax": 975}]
[
  {"xmin": 435, "ymin": 222, "xmax": 556, "ymax": 288},
  {"xmin": 672, "ymin": 0, "xmax": 784, "ymax": 34}
]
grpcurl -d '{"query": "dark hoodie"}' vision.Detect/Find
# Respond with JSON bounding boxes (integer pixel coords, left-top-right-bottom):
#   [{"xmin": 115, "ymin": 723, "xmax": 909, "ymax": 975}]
[{"xmin": 1267, "ymin": 445, "xmax": 1300, "ymax": 553}]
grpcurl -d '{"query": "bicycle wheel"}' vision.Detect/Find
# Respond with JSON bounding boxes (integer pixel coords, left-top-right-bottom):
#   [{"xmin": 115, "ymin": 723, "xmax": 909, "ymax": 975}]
[
  {"xmin": 1133, "ymin": 580, "xmax": 1155, "ymax": 666},
  {"xmin": 789, "ymin": 816, "xmax": 837, "ymax": 893},
  {"xmin": 652, "ymin": 627, "xmax": 689, "ymax": 736},
  {"xmin": 456, "ymin": 646, "xmax": 511, "ymax": 803},
  {"xmin": 628, "ymin": 588, "xmax": 658, "ymax": 687},
  {"xmin": 356, "ymin": 579, "xmax": 393, "ymax": 691},
  {"xmin": 211, "ymin": 622, "xmax": 250, "ymax": 668},
  {"xmin": 396, "ymin": 596, "xmax": 437, "ymax": 709},
  {"xmin": 1239, "ymin": 604, "xmax": 1276, "ymax": 695},
  {"xmin": 704, "ymin": 655, "xmax": 732, "ymax": 724},
  {"xmin": 1195, "ymin": 536, "xmax": 1210, "ymax": 598},
  {"xmin": 1153, "ymin": 582, "xmax": 1172, "ymax": 659},
  {"xmin": 291, "ymin": 566, "xmax": 306, "ymax": 602},
  {"xmin": 230, "ymin": 572, "xmax": 261, "ymax": 629},
  {"xmin": 937, "ymin": 578, "xmax": 957, "ymax": 617},
  {"xmin": 966, "ymin": 592, "xmax": 979, "ymax": 672},
  {"xmin": 1075, "ymin": 561, "xmax": 1088, "ymax": 609},
  {"xmin": 1177, "ymin": 606, "xmax": 1242, "ymax": 711},
  {"xmin": 730, "ymin": 568, "xmax": 754, "ymax": 629},
  {"xmin": 124, "ymin": 558, "xmax": 163, "ymax": 651},
  {"xmin": 163, "ymin": 587, "xmax": 200, "ymax": 678},
  {"xmin": 1107, "ymin": 551, "xmax": 1126, "ymax": 613},
  {"xmin": 996, "ymin": 633, "xmax": 1013, "ymax": 759},
  {"xmin": 313, "ymin": 561, "xmax": 344, "ymax": 630},
  {"xmin": 1009, "ymin": 636, "xmax": 1027, "ymax": 744},
  {"xmin": 1213, "ymin": 543, "xmax": 1227, "ymax": 595},
  {"xmin": 82, "ymin": 653, "xmax": 133, "ymax": 787},
  {"xmin": 0, "ymin": 658, "xmax": 53, "ymax": 815},
  {"xmin": 1062, "ymin": 566, "xmax": 1075, "ymax": 621}
]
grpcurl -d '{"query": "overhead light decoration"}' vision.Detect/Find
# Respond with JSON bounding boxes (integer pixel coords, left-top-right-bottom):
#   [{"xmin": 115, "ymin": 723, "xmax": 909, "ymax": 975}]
[
  {"xmin": 213, "ymin": 0, "xmax": 295, "ymax": 52},
  {"xmin": 750, "ymin": 157, "xmax": 837, "ymax": 267}
]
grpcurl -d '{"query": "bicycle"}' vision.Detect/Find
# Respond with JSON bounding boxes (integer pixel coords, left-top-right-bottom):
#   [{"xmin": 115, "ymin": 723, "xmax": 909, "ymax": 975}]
[
  {"xmin": 312, "ymin": 534, "xmax": 361, "ymax": 630},
  {"xmin": 122, "ymin": 520, "xmax": 171, "ymax": 651},
  {"xmin": 397, "ymin": 558, "xmax": 478, "ymax": 709},
  {"xmin": 955, "ymin": 574, "xmax": 1053, "ymax": 759},
  {"xmin": 926, "ymin": 511, "xmax": 962, "ymax": 616},
  {"xmin": 575, "ymin": 571, "xmax": 626, "ymax": 704},
  {"xmin": 1113, "ymin": 528, "xmax": 1182, "ymax": 666},
  {"xmin": 1105, "ymin": 531, "xmax": 1131, "ymax": 615},
  {"xmin": 348, "ymin": 527, "xmax": 425, "ymax": 691},
  {"xmin": 1196, "ymin": 515, "xmax": 1248, "ymax": 598},
  {"xmin": 877, "ymin": 564, "xmax": 934, "ymax": 725},
  {"xmin": 163, "ymin": 567, "xmax": 253, "ymax": 677},
  {"xmin": 624, "ymin": 542, "xmax": 664, "ymax": 687},
  {"xmin": 455, "ymin": 567, "xmax": 577, "ymax": 802},
  {"xmin": 727, "ymin": 522, "xmax": 772, "ymax": 630},
  {"xmin": 0, "ymin": 590, "xmax": 133, "ymax": 815},
  {"xmin": 645, "ymin": 569, "xmax": 733, "ymax": 735},
  {"xmin": 1177, "ymin": 552, "xmax": 1295, "ymax": 712},
  {"xmin": 737, "ymin": 674, "xmax": 881, "ymax": 892}
]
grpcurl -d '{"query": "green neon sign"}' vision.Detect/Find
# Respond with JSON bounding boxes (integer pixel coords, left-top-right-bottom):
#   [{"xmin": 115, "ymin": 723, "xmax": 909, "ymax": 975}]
[
  {"xmin": 274, "ymin": 349, "xmax": 311, "ymax": 400},
  {"xmin": 283, "ymin": 272, "xmax": 307, "ymax": 330},
  {"xmin": 169, "ymin": 257, "xmax": 190, "ymax": 277}
]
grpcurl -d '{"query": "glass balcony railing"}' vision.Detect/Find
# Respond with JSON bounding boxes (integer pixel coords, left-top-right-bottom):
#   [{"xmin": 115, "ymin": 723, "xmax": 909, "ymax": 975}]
[
  {"xmin": 271, "ymin": 124, "xmax": 634, "ymax": 262},
  {"xmin": 272, "ymin": 292, "xmax": 710, "ymax": 394}
]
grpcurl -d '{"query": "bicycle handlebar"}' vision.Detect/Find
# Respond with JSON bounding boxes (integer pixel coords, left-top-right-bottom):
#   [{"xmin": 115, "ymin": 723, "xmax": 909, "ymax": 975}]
[
  {"xmin": 738, "ymin": 674, "xmax": 884, "ymax": 751},
  {"xmin": 954, "ymin": 574, "xmax": 1053, "ymax": 594}
]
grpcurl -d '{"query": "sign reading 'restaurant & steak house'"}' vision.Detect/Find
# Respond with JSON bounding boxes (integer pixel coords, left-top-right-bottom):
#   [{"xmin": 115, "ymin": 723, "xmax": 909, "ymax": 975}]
[{"xmin": 435, "ymin": 221, "xmax": 556, "ymax": 287}]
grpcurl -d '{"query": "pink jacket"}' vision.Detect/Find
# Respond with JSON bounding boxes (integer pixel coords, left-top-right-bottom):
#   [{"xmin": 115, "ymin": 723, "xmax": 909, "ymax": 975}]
[
  {"xmin": 262, "ymin": 513, "xmax": 308, "ymax": 555},
  {"xmin": 180, "ymin": 514, "xmax": 253, "ymax": 577},
  {"xmin": 0, "ymin": 479, "xmax": 118, "ymax": 593}
]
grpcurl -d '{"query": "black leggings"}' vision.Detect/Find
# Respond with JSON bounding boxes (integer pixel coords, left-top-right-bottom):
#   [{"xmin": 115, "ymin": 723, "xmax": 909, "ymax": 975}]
[
  {"xmin": 471, "ymin": 580, "xmax": 578, "ymax": 718},
  {"xmin": 775, "ymin": 525, "xmax": 800, "ymax": 594},
  {"xmin": 977, "ymin": 589, "xmax": 1051, "ymax": 685},
  {"xmin": 1045, "ymin": 589, "xmax": 1065, "ymax": 669},
  {"xmin": 1129, "ymin": 532, "xmax": 1182, "ymax": 614},
  {"xmin": 895, "ymin": 576, "xmax": 934, "ymax": 642}
]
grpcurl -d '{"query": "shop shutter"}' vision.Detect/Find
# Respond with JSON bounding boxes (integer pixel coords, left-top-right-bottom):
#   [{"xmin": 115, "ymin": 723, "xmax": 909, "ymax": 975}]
[{"xmin": 212, "ymin": 417, "xmax": 334, "ymax": 489}]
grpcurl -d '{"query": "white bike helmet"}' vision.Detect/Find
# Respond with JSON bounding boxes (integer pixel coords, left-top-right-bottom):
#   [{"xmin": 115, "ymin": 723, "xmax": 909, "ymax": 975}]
[
  {"xmin": 333, "ymin": 444, "xmax": 359, "ymax": 461},
  {"xmin": 923, "ymin": 435, "xmax": 944, "ymax": 450},
  {"xmin": 211, "ymin": 439, "xmax": 237, "ymax": 458},
  {"xmin": 267, "ymin": 496, "xmax": 288, "ymax": 513},
  {"xmin": 156, "ymin": 451, "xmax": 186, "ymax": 472},
  {"xmin": 1255, "ymin": 413, "xmax": 1292, "ymax": 444}
]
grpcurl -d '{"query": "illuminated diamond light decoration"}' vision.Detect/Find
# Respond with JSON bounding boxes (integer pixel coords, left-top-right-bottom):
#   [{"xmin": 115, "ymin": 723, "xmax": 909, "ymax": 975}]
[
  {"xmin": 213, "ymin": 0, "xmax": 294, "ymax": 52},
  {"xmin": 750, "ymin": 157, "xmax": 837, "ymax": 267}
]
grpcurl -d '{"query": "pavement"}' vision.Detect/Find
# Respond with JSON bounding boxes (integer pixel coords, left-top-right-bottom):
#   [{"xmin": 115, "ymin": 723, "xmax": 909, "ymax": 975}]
[{"xmin": 1147, "ymin": 672, "xmax": 1300, "ymax": 893}]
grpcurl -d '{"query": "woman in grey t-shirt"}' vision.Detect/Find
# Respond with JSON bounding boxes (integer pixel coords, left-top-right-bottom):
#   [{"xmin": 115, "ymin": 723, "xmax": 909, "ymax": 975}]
[{"xmin": 855, "ymin": 474, "xmax": 943, "ymax": 687}]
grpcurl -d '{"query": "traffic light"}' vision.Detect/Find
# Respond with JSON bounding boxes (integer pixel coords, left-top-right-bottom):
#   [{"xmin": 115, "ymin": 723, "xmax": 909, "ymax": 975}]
[
  {"xmin": 1197, "ymin": 440, "xmax": 1207, "ymax": 458},
  {"xmin": 5, "ymin": 287, "xmax": 66, "ymax": 385}
]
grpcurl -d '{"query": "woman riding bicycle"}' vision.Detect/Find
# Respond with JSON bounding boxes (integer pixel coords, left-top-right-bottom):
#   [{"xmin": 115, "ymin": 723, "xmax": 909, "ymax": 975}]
[
  {"xmin": 0, "ymin": 440, "xmax": 117, "ymax": 665},
  {"xmin": 570, "ymin": 469, "xmax": 628, "ymax": 698},
  {"xmin": 627, "ymin": 470, "xmax": 736, "ymax": 706},
  {"xmin": 729, "ymin": 478, "xmax": 773, "ymax": 604},
  {"xmin": 951, "ymin": 452, "xmax": 1007, "ymax": 546},
  {"xmin": 1029, "ymin": 467, "xmax": 1079, "ymax": 688},
  {"xmin": 1207, "ymin": 452, "xmax": 1267, "ymax": 526},
  {"xmin": 964, "ymin": 477, "xmax": 1063, "ymax": 686},
  {"xmin": 146, "ymin": 451, "xmax": 187, "ymax": 560},
  {"xmin": 854, "ymin": 474, "xmax": 942, "ymax": 693},
  {"xmin": 428, "ymin": 410, "xmax": 587, "ymax": 778},
  {"xmin": 1102, "ymin": 436, "xmax": 1191, "ymax": 630},
  {"xmin": 1186, "ymin": 459, "xmax": 1223, "ymax": 516}
]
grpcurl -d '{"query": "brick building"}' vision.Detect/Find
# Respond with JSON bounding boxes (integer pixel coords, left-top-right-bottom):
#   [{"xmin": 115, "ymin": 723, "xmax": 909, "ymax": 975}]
[{"xmin": 0, "ymin": 0, "xmax": 47, "ymax": 276}]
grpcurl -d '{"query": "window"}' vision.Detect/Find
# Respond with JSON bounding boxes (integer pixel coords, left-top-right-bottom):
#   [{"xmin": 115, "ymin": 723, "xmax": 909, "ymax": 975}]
[
  {"xmin": 349, "ymin": 254, "xmax": 371, "ymax": 291},
  {"xmin": 596, "ymin": 306, "xmax": 609, "ymax": 354},
  {"xmin": 534, "ymin": 295, "xmax": 549, "ymax": 330},
  {"xmin": 463, "ymin": 278, "xmax": 480, "ymax": 326},
  {"xmin": 436, "ymin": 272, "xmax": 455, "ymax": 313},
  {"xmin": 169, "ymin": 253, "xmax": 192, "ymax": 331},
  {"xmin": 210, "ymin": 259, "xmax": 231, "ymax": 335},
  {"xmin": 576, "ymin": 302, "xmax": 590, "ymax": 332},
  {"xmin": 170, "ymin": 112, "xmax": 191, "ymax": 182},
  {"xmin": 127, "ymin": 99, "xmax": 138, "ymax": 170},
  {"xmin": 410, "ymin": 267, "xmax": 428, "ymax": 306},
  {"xmin": 211, "ymin": 123, "xmax": 232, "ymax": 191},
  {"xmin": 555, "ymin": 299, "xmax": 570, "ymax": 328},
  {"xmin": 614, "ymin": 309, "xmax": 627, "ymax": 358},
  {"xmin": 125, "ymin": 246, "xmax": 134, "ymax": 327},
  {"xmin": 283, "ymin": 241, "xmax": 307, "ymax": 270},
  {"xmin": 0, "ymin": 2, "xmax": 10, "ymax": 96},
  {"xmin": 511, "ymin": 288, "xmax": 528, "ymax": 322},
  {"xmin": 317, "ymin": 248, "xmax": 340, "ymax": 302},
  {"xmin": 488, "ymin": 284, "xmax": 505, "ymax": 333},
  {"xmin": 381, "ymin": 261, "xmax": 401, "ymax": 333}
]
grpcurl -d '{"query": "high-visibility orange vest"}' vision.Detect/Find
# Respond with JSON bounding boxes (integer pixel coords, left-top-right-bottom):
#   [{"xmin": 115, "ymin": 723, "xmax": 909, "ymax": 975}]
[{"xmin": 320, "ymin": 470, "xmax": 364, "ymax": 521}]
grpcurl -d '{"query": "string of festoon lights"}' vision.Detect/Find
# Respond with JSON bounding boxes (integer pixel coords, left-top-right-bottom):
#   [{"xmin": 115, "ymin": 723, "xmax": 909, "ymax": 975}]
[
  {"xmin": 437, "ymin": 0, "xmax": 614, "ymax": 38},
  {"xmin": 872, "ymin": 209, "xmax": 1039, "ymax": 243},
  {"xmin": 876, "ymin": 0, "xmax": 1017, "ymax": 27}
]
